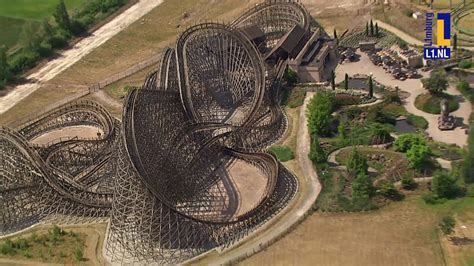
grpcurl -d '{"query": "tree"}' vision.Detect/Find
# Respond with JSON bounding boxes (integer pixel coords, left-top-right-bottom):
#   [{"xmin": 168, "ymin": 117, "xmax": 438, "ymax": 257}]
[
  {"xmin": 309, "ymin": 135, "xmax": 327, "ymax": 164},
  {"xmin": 370, "ymin": 20, "xmax": 374, "ymax": 36},
  {"xmin": 366, "ymin": 22, "xmax": 369, "ymax": 36},
  {"xmin": 347, "ymin": 148, "xmax": 369, "ymax": 176},
  {"xmin": 54, "ymin": 0, "xmax": 71, "ymax": 30},
  {"xmin": 457, "ymin": 80, "xmax": 471, "ymax": 95},
  {"xmin": 338, "ymin": 122, "xmax": 347, "ymax": 139},
  {"xmin": 439, "ymin": 216, "xmax": 455, "ymax": 235},
  {"xmin": 330, "ymin": 70, "xmax": 336, "ymax": 90},
  {"xmin": 352, "ymin": 172, "xmax": 375, "ymax": 200},
  {"xmin": 453, "ymin": 33, "xmax": 458, "ymax": 50},
  {"xmin": 462, "ymin": 122, "xmax": 474, "ymax": 183},
  {"xmin": 306, "ymin": 91, "xmax": 334, "ymax": 136},
  {"xmin": 422, "ymin": 70, "xmax": 448, "ymax": 94},
  {"xmin": 368, "ymin": 76, "xmax": 374, "ymax": 98},
  {"xmin": 432, "ymin": 171, "xmax": 459, "ymax": 199},
  {"xmin": 375, "ymin": 22, "xmax": 379, "ymax": 37},
  {"xmin": 394, "ymin": 133, "xmax": 426, "ymax": 152},
  {"xmin": 344, "ymin": 73, "xmax": 349, "ymax": 91},
  {"xmin": 284, "ymin": 67, "xmax": 298, "ymax": 85},
  {"xmin": 406, "ymin": 144, "xmax": 430, "ymax": 170},
  {"xmin": 0, "ymin": 46, "xmax": 11, "ymax": 88},
  {"xmin": 378, "ymin": 182, "xmax": 398, "ymax": 198}
]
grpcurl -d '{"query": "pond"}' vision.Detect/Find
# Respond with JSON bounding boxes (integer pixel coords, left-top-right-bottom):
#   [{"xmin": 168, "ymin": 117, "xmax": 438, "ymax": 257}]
[
  {"xmin": 395, "ymin": 119, "xmax": 416, "ymax": 133},
  {"xmin": 348, "ymin": 77, "xmax": 369, "ymax": 90}
]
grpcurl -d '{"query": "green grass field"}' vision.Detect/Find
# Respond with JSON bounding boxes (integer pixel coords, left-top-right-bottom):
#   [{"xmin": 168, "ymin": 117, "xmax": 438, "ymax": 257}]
[{"xmin": 0, "ymin": 0, "xmax": 86, "ymax": 50}]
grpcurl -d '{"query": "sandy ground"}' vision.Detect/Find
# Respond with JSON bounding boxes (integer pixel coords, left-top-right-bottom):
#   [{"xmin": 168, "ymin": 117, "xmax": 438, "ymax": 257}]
[
  {"xmin": 30, "ymin": 126, "xmax": 103, "ymax": 145},
  {"xmin": 0, "ymin": 0, "xmax": 164, "ymax": 115},
  {"xmin": 228, "ymin": 160, "xmax": 267, "ymax": 217},
  {"xmin": 336, "ymin": 51, "xmax": 472, "ymax": 147}
]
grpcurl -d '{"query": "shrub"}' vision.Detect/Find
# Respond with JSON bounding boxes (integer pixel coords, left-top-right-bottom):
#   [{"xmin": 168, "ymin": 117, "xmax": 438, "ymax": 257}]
[
  {"xmin": 0, "ymin": 240, "xmax": 15, "ymax": 255},
  {"xmin": 439, "ymin": 216, "xmax": 455, "ymax": 235},
  {"xmin": 70, "ymin": 19, "xmax": 87, "ymax": 36},
  {"xmin": 307, "ymin": 91, "xmax": 335, "ymax": 136},
  {"xmin": 50, "ymin": 28, "xmax": 71, "ymax": 49},
  {"xmin": 459, "ymin": 59, "xmax": 472, "ymax": 69},
  {"xmin": 284, "ymin": 67, "xmax": 298, "ymax": 85},
  {"xmin": 422, "ymin": 192, "xmax": 443, "ymax": 204},
  {"xmin": 432, "ymin": 171, "xmax": 460, "ymax": 199},
  {"xmin": 309, "ymin": 135, "xmax": 327, "ymax": 164},
  {"xmin": 352, "ymin": 173, "xmax": 375, "ymax": 200},
  {"xmin": 8, "ymin": 49, "xmax": 40, "ymax": 74},
  {"xmin": 347, "ymin": 148, "xmax": 368, "ymax": 176},
  {"xmin": 378, "ymin": 182, "xmax": 398, "ymax": 198},
  {"xmin": 401, "ymin": 174, "xmax": 416, "ymax": 189},
  {"xmin": 394, "ymin": 133, "xmax": 426, "ymax": 152},
  {"xmin": 38, "ymin": 40, "xmax": 53, "ymax": 57},
  {"xmin": 74, "ymin": 248, "xmax": 84, "ymax": 261},
  {"xmin": 406, "ymin": 144, "xmax": 430, "ymax": 170},
  {"xmin": 422, "ymin": 70, "xmax": 448, "ymax": 94}
]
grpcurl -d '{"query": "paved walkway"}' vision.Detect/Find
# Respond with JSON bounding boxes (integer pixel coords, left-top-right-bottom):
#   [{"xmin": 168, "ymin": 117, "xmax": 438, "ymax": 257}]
[
  {"xmin": 336, "ymin": 51, "xmax": 472, "ymax": 147},
  {"xmin": 0, "ymin": 0, "xmax": 164, "ymax": 114}
]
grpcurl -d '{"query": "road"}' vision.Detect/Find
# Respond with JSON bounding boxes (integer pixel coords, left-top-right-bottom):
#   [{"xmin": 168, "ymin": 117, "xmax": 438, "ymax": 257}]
[
  {"xmin": 0, "ymin": 0, "xmax": 164, "ymax": 114},
  {"xmin": 189, "ymin": 93, "xmax": 321, "ymax": 265},
  {"xmin": 336, "ymin": 51, "xmax": 472, "ymax": 147}
]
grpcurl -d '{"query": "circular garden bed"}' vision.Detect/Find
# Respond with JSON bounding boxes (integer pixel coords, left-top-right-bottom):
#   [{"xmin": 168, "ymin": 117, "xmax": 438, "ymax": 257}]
[{"xmin": 414, "ymin": 92, "xmax": 460, "ymax": 114}]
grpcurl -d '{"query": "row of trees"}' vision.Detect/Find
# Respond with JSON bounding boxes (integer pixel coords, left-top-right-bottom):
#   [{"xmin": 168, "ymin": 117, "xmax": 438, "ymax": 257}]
[
  {"xmin": 365, "ymin": 20, "xmax": 380, "ymax": 37},
  {"xmin": 0, "ymin": 0, "xmax": 129, "ymax": 89}
]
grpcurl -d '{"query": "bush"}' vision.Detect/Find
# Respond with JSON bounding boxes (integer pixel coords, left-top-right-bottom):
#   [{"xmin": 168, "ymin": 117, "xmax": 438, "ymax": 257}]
[
  {"xmin": 401, "ymin": 174, "xmax": 416, "ymax": 189},
  {"xmin": 309, "ymin": 135, "xmax": 327, "ymax": 164},
  {"xmin": 352, "ymin": 173, "xmax": 375, "ymax": 200},
  {"xmin": 394, "ymin": 133, "xmax": 426, "ymax": 152},
  {"xmin": 0, "ymin": 240, "xmax": 15, "ymax": 255},
  {"xmin": 459, "ymin": 59, "xmax": 472, "ymax": 69},
  {"xmin": 70, "ymin": 19, "xmax": 87, "ymax": 36},
  {"xmin": 422, "ymin": 70, "xmax": 448, "ymax": 94},
  {"xmin": 269, "ymin": 146, "xmax": 295, "ymax": 162},
  {"xmin": 378, "ymin": 182, "xmax": 399, "ymax": 198},
  {"xmin": 406, "ymin": 144, "xmax": 430, "ymax": 170},
  {"xmin": 307, "ymin": 91, "xmax": 335, "ymax": 137},
  {"xmin": 38, "ymin": 40, "xmax": 53, "ymax": 57},
  {"xmin": 439, "ymin": 216, "xmax": 456, "ymax": 235},
  {"xmin": 347, "ymin": 148, "xmax": 369, "ymax": 176},
  {"xmin": 50, "ymin": 28, "xmax": 71, "ymax": 49},
  {"xmin": 422, "ymin": 192, "xmax": 445, "ymax": 204},
  {"xmin": 284, "ymin": 67, "xmax": 298, "ymax": 85},
  {"xmin": 74, "ymin": 247, "xmax": 84, "ymax": 261},
  {"xmin": 432, "ymin": 171, "xmax": 460, "ymax": 199},
  {"xmin": 8, "ymin": 49, "xmax": 40, "ymax": 74}
]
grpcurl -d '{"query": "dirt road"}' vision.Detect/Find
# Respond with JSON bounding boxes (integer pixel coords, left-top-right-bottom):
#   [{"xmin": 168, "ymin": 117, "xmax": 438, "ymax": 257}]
[{"xmin": 0, "ymin": 0, "xmax": 164, "ymax": 115}]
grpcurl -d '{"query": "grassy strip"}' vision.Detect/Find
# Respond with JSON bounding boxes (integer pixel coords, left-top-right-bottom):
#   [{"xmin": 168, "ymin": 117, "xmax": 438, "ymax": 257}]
[
  {"xmin": 269, "ymin": 146, "xmax": 295, "ymax": 162},
  {"xmin": 415, "ymin": 93, "xmax": 460, "ymax": 114}
]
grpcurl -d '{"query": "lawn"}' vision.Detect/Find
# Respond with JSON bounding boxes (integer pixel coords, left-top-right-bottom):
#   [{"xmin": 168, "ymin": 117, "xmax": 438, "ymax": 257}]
[
  {"xmin": 0, "ymin": 0, "xmax": 86, "ymax": 50},
  {"xmin": 415, "ymin": 92, "xmax": 460, "ymax": 114},
  {"xmin": 242, "ymin": 194, "xmax": 474, "ymax": 266}
]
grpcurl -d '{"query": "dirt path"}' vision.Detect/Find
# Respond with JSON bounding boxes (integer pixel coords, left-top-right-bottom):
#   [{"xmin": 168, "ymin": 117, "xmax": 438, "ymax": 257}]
[
  {"xmin": 336, "ymin": 51, "xmax": 472, "ymax": 147},
  {"xmin": 0, "ymin": 0, "xmax": 164, "ymax": 115}
]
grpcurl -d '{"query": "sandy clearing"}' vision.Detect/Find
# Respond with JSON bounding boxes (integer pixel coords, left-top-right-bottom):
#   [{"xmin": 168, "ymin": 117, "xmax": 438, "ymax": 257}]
[
  {"xmin": 30, "ymin": 126, "xmax": 103, "ymax": 145},
  {"xmin": 0, "ymin": 0, "xmax": 164, "ymax": 114}
]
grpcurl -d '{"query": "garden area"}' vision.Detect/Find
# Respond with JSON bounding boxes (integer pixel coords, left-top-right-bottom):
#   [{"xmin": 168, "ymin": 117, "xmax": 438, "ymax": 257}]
[
  {"xmin": 0, "ymin": 225, "xmax": 87, "ymax": 264},
  {"xmin": 305, "ymin": 79, "xmax": 474, "ymax": 213}
]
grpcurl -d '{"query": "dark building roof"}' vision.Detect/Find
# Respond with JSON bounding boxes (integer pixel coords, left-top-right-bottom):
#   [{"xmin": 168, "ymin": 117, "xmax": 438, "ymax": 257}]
[
  {"xmin": 265, "ymin": 24, "xmax": 307, "ymax": 60},
  {"xmin": 239, "ymin": 25, "xmax": 265, "ymax": 41}
]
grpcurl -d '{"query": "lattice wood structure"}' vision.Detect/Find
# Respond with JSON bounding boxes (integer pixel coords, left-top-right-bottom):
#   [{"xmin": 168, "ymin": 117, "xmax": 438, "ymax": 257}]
[{"xmin": 0, "ymin": 0, "xmax": 312, "ymax": 264}]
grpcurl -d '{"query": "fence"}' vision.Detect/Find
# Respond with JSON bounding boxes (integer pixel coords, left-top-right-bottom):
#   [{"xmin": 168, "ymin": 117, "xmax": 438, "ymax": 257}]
[{"xmin": 14, "ymin": 53, "xmax": 162, "ymax": 128}]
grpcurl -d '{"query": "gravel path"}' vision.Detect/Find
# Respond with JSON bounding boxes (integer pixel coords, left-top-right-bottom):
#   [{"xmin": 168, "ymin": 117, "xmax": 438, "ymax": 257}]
[
  {"xmin": 336, "ymin": 51, "xmax": 472, "ymax": 147},
  {"xmin": 0, "ymin": 0, "xmax": 164, "ymax": 115}
]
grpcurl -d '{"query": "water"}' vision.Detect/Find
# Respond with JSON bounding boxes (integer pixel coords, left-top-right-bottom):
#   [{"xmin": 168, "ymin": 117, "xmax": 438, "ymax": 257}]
[{"xmin": 395, "ymin": 119, "xmax": 416, "ymax": 133}]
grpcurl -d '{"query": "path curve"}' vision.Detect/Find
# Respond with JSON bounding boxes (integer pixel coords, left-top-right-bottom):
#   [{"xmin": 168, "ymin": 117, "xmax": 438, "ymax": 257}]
[{"xmin": 0, "ymin": 0, "xmax": 164, "ymax": 114}]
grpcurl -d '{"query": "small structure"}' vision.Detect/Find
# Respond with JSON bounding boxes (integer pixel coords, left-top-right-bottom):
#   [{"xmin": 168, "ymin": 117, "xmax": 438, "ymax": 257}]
[
  {"xmin": 393, "ymin": 46, "xmax": 424, "ymax": 68},
  {"xmin": 359, "ymin": 41, "xmax": 377, "ymax": 52},
  {"xmin": 412, "ymin": 12, "xmax": 424, "ymax": 20},
  {"xmin": 438, "ymin": 99, "xmax": 455, "ymax": 130}
]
